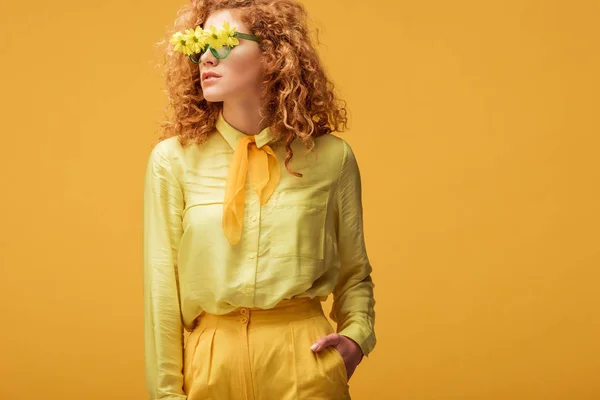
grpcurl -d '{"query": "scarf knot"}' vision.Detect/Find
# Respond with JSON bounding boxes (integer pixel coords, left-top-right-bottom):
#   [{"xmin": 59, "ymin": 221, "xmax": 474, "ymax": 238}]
[{"xmin": 222, "ymin": 135, "xmax": 280, "ymax": 245}]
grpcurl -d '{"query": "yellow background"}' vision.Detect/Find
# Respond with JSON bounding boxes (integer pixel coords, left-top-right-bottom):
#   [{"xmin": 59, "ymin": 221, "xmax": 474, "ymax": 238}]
[{"xmin": 1, "ymin": 0, "xmax": 598, "ymax": 399}]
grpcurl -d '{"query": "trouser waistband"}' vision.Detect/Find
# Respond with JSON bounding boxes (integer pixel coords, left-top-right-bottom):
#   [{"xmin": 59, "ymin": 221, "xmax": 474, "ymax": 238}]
[{"xmin": 196, "ymin": 296, "xmax": 324, "ymax": 327}]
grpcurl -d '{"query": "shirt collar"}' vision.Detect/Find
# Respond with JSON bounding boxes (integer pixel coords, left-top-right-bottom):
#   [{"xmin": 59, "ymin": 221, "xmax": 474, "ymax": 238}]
[{"xmin": 215, "ymin": 110, "xmax": 277, "ymax": 150}]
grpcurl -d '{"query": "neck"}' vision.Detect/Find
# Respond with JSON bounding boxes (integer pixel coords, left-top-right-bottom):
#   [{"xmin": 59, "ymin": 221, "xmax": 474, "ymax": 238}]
[{"xmin": 222, "ymin": 100, "xmax": 268, "ymax": 136}]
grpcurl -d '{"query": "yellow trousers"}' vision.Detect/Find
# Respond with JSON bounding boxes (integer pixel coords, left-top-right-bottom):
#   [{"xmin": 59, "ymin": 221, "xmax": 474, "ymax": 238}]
[{"xmin": 183, "ymin": 297, "xmax": 351, "ymax": 400}]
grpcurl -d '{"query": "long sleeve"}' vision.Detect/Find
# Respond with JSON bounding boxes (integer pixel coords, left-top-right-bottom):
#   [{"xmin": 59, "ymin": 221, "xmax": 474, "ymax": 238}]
[
  {"xmin": 143, "ymin": 143, "xmax": 187, "ymax": 400},
  {"xmin": 329, "ymin": 140, "xmax": 377, "ymax": 357}
]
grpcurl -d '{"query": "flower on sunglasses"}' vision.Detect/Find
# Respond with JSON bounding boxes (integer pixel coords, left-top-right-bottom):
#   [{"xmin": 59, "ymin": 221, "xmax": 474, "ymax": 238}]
[
  {"xmin": 169, "ymin": 31, "xmax": 193, "ymax": 55},
  {"xmin": 184, "ymin": 26, "xmax": 208, "ymax": 54},
  {"xmin": 170, "ymin": 21, "xmax": 244, "ymax": 58},
  {"xmin": 221, "ymin": 21, "xmax": 240, "ymax": 47},
  {"xmin": 205, "ymin": 25, "xmax": 229, "ymax": 49}
]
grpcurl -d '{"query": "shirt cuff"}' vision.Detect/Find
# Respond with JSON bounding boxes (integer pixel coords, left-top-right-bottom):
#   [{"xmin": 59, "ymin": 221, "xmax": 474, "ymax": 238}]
[{"xmin": 337, "ymin": 323, "xmax": 376, "ymax": 357}]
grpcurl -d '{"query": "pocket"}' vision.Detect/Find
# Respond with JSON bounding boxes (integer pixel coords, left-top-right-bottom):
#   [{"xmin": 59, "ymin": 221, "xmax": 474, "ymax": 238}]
[
  {"xmin": 183, "ymin": 323, "xmax": 217, "ymax": 398},
  {"xmin": 183, "ymin": 326, "xmax": 205, "ymax": 393},
  {"xmin": 309, "ymin": 315, "xmax": 349, "ymax": 385},
  {"xmin": 182, "ymin": 194, "xmax": 223, "ymax": 229},
  {"xmin": 270, "ymin": 187, "xmax": 329, "ymax": 259},
  {"xmin": 329, "ymin": 346, "xmax": 348, "ymax": 382}
]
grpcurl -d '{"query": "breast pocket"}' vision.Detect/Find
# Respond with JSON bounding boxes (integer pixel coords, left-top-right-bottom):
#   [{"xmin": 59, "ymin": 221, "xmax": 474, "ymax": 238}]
[
  {"xmin": 182, "ymin": 193, "xmax": 224, "ymax": 235},
  {"xmin": 270, "ymin": 187, "xmax": 329, "ymax": 259}
]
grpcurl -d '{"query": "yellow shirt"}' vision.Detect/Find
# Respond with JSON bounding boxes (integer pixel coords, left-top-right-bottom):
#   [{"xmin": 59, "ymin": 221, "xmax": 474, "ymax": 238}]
[{"xmin": 143, "ymin": 111, "xmax": 376, "ymax": 399}]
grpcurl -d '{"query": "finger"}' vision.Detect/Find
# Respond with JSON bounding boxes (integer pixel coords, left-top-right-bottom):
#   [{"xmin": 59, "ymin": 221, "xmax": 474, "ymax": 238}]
[{"xmin": 310, "ymin": 333, "xmax": 341, "ymax": 352}]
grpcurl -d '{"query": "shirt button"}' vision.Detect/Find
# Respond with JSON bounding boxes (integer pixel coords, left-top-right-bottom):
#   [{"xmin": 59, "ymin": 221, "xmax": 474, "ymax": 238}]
[
  {"xmin": 241, "ymin": 317, "xmax": 248, "ymax": 324},
  {"xmin": 240, "ymin": 308, "xmax": 248, "ymax": 315},
  {"xmin": 251, "ymin": 216, "xmax": 257, "ymax": 222},
  {"xmin": 244, "ymin": 288, "xmax": 253, "ymax": 294},
  {"xmin": 249, "ymin": 253, "xmax": 255, "ymax": 259}
]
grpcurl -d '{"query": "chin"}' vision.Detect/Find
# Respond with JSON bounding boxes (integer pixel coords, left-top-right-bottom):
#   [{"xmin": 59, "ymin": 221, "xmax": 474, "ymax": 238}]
[
  {"xmin": 202, "ymin": 91, "xmax": 225, "ymax": 102},
  {"xmin": 203, "ymin": 83, "xmax": 232, "ymax": 101}
]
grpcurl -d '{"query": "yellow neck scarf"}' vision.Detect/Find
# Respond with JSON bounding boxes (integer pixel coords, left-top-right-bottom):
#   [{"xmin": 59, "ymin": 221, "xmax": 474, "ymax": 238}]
[{"xmin": 222, "ymin": 135, "xmax": 280, "ymax": 245}]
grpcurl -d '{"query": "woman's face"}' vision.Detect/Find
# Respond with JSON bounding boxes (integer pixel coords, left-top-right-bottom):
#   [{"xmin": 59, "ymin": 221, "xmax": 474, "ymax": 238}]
[{"xmin": 199, "ymin": 9, "xmax": 264, "ymax": 104}]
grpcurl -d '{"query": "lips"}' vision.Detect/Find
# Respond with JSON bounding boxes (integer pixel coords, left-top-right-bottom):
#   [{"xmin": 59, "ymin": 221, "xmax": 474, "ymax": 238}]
[{"xmin": 202, "ymin": 71, "xmax": 222, "ymax": 81}]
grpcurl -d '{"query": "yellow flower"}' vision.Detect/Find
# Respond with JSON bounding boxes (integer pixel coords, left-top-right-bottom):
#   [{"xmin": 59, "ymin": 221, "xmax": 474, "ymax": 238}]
[
  {"xmin": 222, "ymin": 21, "xmax": 240, "ymax": 47},
  {"xmin": 170, "ymin": 21, "xmax": 242, "ymax": 57},
  {"xmin": 205, "ymin": 25, "xmax": 228, "ymax": 49},
  {"xmin": 184, "ymin": 26, "xmax": 207, "ymax": 54},
  {"xmin": 169, "ymin": 31, "xmax": 190, "ymax": 54}
]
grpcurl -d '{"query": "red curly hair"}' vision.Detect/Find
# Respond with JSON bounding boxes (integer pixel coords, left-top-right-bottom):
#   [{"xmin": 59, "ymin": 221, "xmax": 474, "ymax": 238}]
[{"xmin": 154, "ymin": 0, "xmax": 349, "ymax": 177}]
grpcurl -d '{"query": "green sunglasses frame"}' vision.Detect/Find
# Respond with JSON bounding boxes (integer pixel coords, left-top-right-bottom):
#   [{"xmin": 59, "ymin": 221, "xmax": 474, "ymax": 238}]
[{"xmin": 189, "ymin": 31, "xmax": 261, "ymax": 64}]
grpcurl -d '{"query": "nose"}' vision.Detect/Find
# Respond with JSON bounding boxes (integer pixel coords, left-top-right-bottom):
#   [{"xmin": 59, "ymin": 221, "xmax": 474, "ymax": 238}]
[{"xmin": 200, "ymin": 47, "xmax": 218, "ymax": 65}]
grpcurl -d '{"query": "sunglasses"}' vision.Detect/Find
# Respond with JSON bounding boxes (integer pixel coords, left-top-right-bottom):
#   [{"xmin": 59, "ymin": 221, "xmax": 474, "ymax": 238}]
[{"xmin": 189, "ymin": 31, "xmax": 261, "ymax": 64}]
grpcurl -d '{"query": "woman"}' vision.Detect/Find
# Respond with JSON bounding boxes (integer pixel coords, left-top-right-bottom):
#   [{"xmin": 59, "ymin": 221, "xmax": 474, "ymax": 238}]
[{"xmin": 143, "ymin": 0, "xmax": 376, "ymax": 398}]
